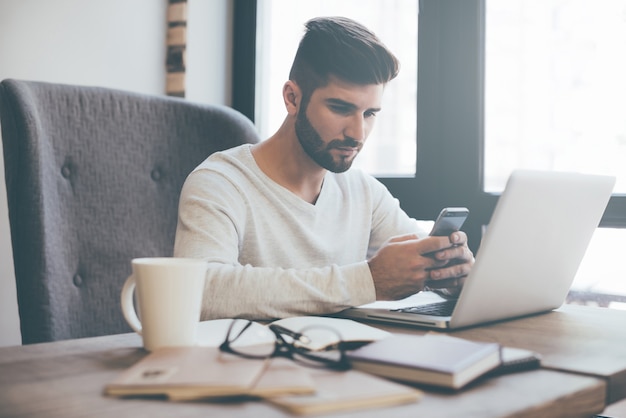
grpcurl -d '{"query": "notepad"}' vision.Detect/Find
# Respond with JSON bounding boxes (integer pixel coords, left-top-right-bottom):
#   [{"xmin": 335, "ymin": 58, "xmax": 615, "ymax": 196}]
[
  {"xmin": 425, "ymin": 332, "xmax": 541, "ymax": 377},
  {"xmin": 104, "ymin": 347, "xmax": 314, "ymax": 400},
  {"xmin": 104, "ymin": 345, "xmax": 423, "ymax": 415},
  {"xmin": 267, "ymin": 368, "xmax": 422, "ymax": 415},
  {"xmin": 487, "ymin": 346, "xmax": 541, "ymax": 376},
  {"xmin": 346, "ymin": 334, "xmax": 502, "ymax": 389}
]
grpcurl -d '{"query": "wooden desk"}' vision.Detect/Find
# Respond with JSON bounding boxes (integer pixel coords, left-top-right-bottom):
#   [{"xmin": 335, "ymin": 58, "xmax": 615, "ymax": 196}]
[
  {"xmin": 417, "ymin": 304, "xmax": 626, "ymax": 404},
  {"xmin": 3, "ymin": 304, "xmax": 623, "ymax": 417},
  {"xmin": 0, "ymin": 333, "xmax": 605, "ymax": 418}
]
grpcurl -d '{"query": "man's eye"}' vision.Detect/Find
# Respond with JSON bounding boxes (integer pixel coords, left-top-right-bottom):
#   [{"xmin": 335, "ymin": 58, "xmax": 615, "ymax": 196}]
[
  {"xmin": 365, "ymin": 111, "xmax": 378, "ymax": 118},
  {"xmin": 329, "ymin": 105, "xmax": 351, "ymax": 114}
]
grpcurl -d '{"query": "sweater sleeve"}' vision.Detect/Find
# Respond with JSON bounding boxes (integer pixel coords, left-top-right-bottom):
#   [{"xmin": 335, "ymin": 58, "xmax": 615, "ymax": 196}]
[
  {"xmin": 366, "ymin": 175, "xmax": 428, "ymax": 258},
  {"xmin": 174, "ymin": 166, "xmax": 376, "ymax": 320},
  {"xmin": 200, "ymin": 262, "xmax": 375, "ymax": 320}
]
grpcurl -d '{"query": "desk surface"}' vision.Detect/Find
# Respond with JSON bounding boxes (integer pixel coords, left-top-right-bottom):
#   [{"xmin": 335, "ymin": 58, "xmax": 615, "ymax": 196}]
[
  {"xmin": 411, "ymin": 304, "xmax": 626, "ymax": 403},
  {"xmin": 0, "ymin": 304, "xmax": 621, "ymax": 418}
]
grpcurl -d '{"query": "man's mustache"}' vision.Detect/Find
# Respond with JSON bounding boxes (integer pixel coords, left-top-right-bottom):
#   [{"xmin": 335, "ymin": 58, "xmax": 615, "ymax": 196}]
[{"xmin": 327, "ymin": 137, "xmax": 363, "ymax": 149}]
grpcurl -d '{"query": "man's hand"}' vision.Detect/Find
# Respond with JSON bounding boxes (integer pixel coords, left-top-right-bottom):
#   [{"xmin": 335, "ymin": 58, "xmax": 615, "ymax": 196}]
[
  {"xmin": 424, "ymin": 231, "xmax": 474, "ymax": 298},
  {"xmin": 367, "ymin": 232, "xmax": 474, "ymax": 300}
]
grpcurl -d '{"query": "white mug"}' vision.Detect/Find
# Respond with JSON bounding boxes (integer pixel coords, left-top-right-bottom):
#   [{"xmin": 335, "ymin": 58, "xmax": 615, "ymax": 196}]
[{"xmin": 121, "ymin": 257, "xmax": 207, "ymax": 351}]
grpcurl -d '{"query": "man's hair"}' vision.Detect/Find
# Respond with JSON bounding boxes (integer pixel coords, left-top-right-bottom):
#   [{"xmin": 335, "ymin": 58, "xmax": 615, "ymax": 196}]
[{"xmin": 289, "ymin": 16, "xmax": 400, "ymax": 102}]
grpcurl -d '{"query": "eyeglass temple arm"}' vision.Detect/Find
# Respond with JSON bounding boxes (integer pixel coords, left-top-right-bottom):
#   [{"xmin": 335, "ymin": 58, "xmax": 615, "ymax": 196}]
[
  {"xmin": 228, "ymin": 320, "xmax": 255, "ymax": 341},
  {"xmin": 268, "ymin": 324, "xmax": 311, "ymax": 345}
]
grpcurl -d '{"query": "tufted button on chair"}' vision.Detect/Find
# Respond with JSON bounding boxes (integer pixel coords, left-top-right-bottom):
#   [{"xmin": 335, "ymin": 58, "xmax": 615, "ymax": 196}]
[{"xmin": 0, "ymin": 79, "xmax": 259, "ymax": 344}]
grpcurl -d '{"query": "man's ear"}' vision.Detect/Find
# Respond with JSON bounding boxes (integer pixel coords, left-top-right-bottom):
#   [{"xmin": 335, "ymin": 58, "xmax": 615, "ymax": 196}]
[{"xmin": 283, "ymin": 80, "xmax": 301, "ymax": 116}]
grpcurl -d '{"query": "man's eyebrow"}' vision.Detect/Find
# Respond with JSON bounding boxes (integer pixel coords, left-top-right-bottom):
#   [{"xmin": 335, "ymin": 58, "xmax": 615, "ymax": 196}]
[
  {"xmin": 325, "ymin": 98, "xmax": 381, "ymax": 113},
  {"xmin": 325, "ymin": 98, "xmax": 356, "ymax": 108}
]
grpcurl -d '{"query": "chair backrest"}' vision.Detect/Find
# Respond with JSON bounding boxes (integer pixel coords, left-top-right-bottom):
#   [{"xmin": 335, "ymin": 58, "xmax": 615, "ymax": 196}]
[{"xmin": 0, "ymin": 79, "xmax": 259, "ymax": 344}]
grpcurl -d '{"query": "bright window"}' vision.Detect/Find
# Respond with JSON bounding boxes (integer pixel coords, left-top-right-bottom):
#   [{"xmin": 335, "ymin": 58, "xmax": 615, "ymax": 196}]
[
  {"xmin": 485, "ymin": 0, "xmax": 626, "ymax": 306},
  {"xmin": 485, "ymin": 0, "xmax": 626, "ymax": 193}
]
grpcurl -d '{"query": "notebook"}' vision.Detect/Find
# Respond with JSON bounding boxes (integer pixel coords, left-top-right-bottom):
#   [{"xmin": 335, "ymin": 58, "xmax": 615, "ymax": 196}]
[{"xmin": 339, "ymin": 170, "xmax": 615, "ymax": 329}]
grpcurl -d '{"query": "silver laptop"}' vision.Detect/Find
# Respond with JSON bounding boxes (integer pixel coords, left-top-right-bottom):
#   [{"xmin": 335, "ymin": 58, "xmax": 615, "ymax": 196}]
[{"xmin": 339, "ymin": 170, "xmax": 616, "ymax": 329}]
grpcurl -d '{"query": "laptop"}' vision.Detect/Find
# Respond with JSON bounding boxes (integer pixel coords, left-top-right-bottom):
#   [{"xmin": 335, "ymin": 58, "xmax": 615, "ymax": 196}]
[{"xmin": 339, "ymin": 170, "xmax": 616, "ymax": 329}]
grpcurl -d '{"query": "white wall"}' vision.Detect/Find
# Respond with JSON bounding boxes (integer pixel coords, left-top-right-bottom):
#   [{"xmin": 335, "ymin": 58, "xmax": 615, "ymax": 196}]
[{"xmin": 0, "ymin": 0, "xmax": 232, "ymax": 346}]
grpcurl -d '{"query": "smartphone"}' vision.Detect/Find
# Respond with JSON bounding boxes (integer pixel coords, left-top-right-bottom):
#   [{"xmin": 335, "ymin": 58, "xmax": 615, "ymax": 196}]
[{"xmin": 429, "ymin": 207, "xmax": 469, "ymax": 237}]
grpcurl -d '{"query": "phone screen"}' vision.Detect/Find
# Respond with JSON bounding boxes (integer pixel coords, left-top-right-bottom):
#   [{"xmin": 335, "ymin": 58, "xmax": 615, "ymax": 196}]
[{"xmin": 429, "ymin": 208, "xmax": 469, "ymax": 237}]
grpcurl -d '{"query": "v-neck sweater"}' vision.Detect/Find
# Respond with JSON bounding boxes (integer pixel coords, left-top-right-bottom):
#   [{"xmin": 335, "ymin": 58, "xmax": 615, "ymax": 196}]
[{"xmin": 174, "ymin": 144, "xmax": 425, "ymax": 320}]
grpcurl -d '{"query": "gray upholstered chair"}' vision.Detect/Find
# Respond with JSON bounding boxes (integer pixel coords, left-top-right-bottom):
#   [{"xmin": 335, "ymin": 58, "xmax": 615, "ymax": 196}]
[{"xmin": 0, "ymin": 79, "xmax": 259, "ymax": 344}]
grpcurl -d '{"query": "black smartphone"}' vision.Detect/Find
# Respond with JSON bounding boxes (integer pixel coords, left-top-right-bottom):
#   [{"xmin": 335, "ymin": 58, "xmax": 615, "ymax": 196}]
[{"xmin": 429, "ymin": 207, "xmax": 469, "ymax": 237}]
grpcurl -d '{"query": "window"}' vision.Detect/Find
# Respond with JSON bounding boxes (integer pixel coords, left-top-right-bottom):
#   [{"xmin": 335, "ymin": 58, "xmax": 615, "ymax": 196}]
[
  {"xmin": 232, "ymin": 0, "xmax": 626, "ymax": 308},
  {"xmin": 485, "ymin": 0, "xmax": 626, "ymax": 193},
  {"xmin": 484, "ymin": 0, "xmax": 626, "ymax": 307}
]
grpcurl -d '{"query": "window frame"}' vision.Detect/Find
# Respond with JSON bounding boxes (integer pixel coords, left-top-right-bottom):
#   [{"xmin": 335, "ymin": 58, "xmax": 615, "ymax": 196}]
[
  {"xmin": 232, "ymin": 0, "xmax": 257, "ymax": 123},
  {"xmin": 231, "ymin": 0, "xmax": 626, "ymax": 254}
]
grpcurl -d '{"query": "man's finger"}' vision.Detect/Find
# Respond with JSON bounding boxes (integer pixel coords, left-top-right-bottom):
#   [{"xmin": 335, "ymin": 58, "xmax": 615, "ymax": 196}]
[{"xmin": 388, "ymin": 233, "xmax": 419, "ymax": 244}]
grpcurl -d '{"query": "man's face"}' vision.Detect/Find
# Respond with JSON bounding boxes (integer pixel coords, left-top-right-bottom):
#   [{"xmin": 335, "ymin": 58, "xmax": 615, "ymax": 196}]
[{"xmin": 295, "ymin": 77, "xmax": 384, "ymax": 173}]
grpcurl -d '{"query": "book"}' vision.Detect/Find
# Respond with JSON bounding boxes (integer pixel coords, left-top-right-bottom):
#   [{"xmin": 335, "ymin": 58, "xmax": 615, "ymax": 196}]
[
  {"xmin": 345, "ymin": 334, "xmax": 502, "ymax": 389},
  {"xmin": 105, "ymin": 317, "xmax": 392, "ymax": 402},
  {"xmin": 104, "ymin": 346, "xmax": 315, "ymax": 400},
  {"xmin": 104, "ymin": 346, "xmax": 422, "ymax": 415},
  {"xmin": 423, "ymin": 332, "xmax": 541, "ymax": 377},
  {"xmin": 246, "ymin": 358, "xmax": 317, "ymax": 398},
  {"xmin": 267, "ymin": 368, "xmax": 423, "ymax": 415},
  {"xmin": 486, "ymin": 346, "xmax": 541, "ymax": 376}
]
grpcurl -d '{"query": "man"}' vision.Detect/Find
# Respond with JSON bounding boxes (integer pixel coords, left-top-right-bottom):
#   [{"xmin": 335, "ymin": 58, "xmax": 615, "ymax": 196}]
[{"xmin": 174, "ymin": 16, "xmax": 474, "ymax": 320}]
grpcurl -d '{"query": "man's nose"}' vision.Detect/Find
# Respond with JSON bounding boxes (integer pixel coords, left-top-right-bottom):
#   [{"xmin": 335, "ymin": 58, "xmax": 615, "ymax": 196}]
[{"xmin": 344, "ymin": 114, "xmax": 366, "ymax": 142}]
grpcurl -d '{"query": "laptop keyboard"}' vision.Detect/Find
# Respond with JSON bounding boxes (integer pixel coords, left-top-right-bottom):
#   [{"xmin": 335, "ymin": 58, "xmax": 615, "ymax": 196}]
[{"xmin": 391, "ymin": 299, "xmax": 458, "ymax": 316}]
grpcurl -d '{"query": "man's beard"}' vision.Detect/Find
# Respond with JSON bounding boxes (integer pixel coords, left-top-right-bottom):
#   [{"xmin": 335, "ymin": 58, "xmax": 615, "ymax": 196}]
[{"xmin": 295, "ymin": 107, "xmax": 362, "ymax": 173}]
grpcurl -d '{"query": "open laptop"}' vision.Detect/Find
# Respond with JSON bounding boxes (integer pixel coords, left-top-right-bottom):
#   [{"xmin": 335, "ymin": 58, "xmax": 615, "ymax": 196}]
[{"xmin": 338, "ymin": 170, "xmax": 616, "ymax": 329}]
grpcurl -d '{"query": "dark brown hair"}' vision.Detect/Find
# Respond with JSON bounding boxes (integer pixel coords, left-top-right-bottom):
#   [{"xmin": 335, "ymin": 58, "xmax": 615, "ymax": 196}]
[{"xmin": 288, "ymin": 16, "xmax": 400, "ymax": 103}]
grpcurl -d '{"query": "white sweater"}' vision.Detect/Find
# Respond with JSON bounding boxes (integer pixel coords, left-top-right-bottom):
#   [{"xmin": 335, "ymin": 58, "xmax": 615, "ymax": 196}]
[{"xmin": 174, "ymin": 144, "xmax": 425, "ymax": 320}]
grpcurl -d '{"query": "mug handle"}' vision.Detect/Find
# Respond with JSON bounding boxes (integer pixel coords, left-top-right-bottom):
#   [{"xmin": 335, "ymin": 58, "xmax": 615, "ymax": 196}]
[{"xmin": 121, "ymin": 275, "xmax": 142, "ymax": 335}]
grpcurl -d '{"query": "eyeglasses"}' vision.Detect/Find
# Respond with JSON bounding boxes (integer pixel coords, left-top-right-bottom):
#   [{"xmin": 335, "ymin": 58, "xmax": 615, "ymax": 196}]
[{"xmin": 219, "ymin": 319, "xmax": 350, "ymax": 371}]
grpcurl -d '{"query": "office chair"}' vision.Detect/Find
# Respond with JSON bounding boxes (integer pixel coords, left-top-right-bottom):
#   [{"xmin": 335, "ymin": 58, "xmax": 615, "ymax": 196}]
[{"xmin": 0, "ymin": 79, "xmax": 259, "ymax": 344}]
